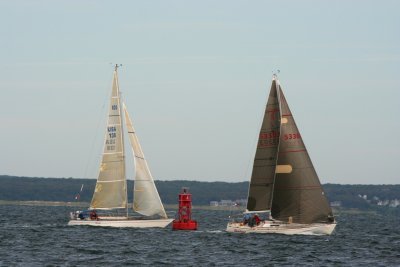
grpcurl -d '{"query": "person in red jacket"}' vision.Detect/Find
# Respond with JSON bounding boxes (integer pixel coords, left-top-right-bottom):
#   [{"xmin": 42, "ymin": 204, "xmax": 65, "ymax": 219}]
[{"xmin": 254, "ymin": 214, "xmax": 261, "ymax": 226}]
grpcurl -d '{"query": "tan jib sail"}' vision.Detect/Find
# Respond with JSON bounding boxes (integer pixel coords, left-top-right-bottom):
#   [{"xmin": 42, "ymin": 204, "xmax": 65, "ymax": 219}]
[
  {"xmin": 123, "ymin": 103, "xmax": 168, "ymax": 218},
  {"xmin": 270, "ymin": 80, "xmax": 333, "ymax": 223},
  {"xmin": 246, "ymin": 79, "xmax": 281, "ymax": 212},
  {"xmin": 90, "ymin": 68, "xmax": 127, "ymax": 210}
]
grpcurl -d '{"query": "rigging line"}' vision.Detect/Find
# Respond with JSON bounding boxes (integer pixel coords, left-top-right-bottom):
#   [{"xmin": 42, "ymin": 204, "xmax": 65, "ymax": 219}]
[{"xmin": 83, "ymin": 73, "xmax": 111, "ymax": 180}]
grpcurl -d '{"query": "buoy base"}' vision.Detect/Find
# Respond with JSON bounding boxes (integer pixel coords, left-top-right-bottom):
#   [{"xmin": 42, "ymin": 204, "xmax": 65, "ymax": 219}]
[{"xmin": 172, "ymin": 220, "xmax": 198, "ymax": 230}]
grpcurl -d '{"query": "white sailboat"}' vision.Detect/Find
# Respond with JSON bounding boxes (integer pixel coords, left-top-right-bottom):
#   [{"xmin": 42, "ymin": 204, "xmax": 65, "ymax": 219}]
[
  {"xmin": 226, "ymin": 75, "xmax": 336, "ymax": 235},
  {"xmin": 68, "ymin": 65, "xmax": 173, "ymax": 228}
]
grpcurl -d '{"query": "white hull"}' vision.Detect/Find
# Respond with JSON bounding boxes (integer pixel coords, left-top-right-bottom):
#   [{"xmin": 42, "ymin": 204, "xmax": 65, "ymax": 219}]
[
  {"xmin": 226, "ymin": 221, "xmax": 336, "ymax": 235},
  {"xmin": 68, "ymin": 218, "xmax": 173, "ymax": 228}
]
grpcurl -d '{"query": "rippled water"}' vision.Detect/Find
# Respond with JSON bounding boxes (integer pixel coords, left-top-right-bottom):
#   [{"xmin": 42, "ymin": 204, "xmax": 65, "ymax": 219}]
[{"xmin": 0, "ymin": 205, "xmax": 399, "ymax": 266}]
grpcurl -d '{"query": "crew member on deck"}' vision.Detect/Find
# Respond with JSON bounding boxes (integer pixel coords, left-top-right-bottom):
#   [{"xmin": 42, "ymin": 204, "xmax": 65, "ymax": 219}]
[
  {"xmin": 243, "ymin": 213, "xmax": 251, "ymax": 225},
  {"xmin": 254, "ymin": 213, "xmax": 261, "ymax": 226},
  {"xmin": 90, "ymin": 210, "xmax": 98, "ymax": 220}
]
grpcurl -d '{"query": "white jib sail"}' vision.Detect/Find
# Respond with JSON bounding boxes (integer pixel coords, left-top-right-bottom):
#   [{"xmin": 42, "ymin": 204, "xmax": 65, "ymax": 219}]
[
  {"xmin": 123, "ymin": 103, "xmax": 168, "ymax": 218},
  {"xmin": 90, "ymin": 69, "xmax": 127, "ymax": 210}
]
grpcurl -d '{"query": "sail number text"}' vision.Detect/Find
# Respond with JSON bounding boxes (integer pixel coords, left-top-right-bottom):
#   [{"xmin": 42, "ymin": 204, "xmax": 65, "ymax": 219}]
[
  {"xmin": 106, "ymin": 126, "xmax": 117, "ymax": 150},
  {"xmin": 258, "ymin": 131, "xmax": 279, "ymax": 148},
  {"xmin": 283, "ymin": 133, "xmax": 301, "ymax": 140},
  {"xmin": 258, "ymin": 131, "xmax": 301, "ymax": 147}
]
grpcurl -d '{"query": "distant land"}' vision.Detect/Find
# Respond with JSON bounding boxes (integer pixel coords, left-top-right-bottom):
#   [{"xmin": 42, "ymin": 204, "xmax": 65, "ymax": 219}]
[{"xmin": 1, "ymin": 175, "xmax": 399, "ymax": 216}]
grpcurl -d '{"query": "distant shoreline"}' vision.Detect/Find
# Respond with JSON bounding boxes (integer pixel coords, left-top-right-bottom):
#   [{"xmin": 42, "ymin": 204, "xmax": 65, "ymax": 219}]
[
  {"xmin": 0, "ymin": 200, "xmax": 378, "ymax": 215},
  {"xmin": 0, "ymin": 200, "xmax": 244, "ymax": 211}
]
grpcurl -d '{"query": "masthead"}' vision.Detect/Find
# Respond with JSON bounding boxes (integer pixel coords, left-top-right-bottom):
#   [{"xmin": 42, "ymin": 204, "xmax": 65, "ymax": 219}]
[
  {"xmin": 272, "ymin": 69, "xmax": 280, "ymax": 79},
  {"xmin": 114, "ymin": 64, "xmax": 122, "ymax": 71}
]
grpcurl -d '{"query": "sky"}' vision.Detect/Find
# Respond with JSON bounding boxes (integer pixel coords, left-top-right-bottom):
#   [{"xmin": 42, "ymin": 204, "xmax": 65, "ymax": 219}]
[{"xmin": 0, "ymin": 0, "xmax": 399, "ymax": 184}]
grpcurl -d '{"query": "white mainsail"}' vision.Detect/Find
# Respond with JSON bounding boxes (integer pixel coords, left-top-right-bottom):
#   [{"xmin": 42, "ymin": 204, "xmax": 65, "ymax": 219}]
[
  {"xmin": 90, "ymin": 68, "xmax": 127, "ymax": 210},
  {"xmin": 123, "ymin": 103, "xmax": 168, "ymax": 218}
]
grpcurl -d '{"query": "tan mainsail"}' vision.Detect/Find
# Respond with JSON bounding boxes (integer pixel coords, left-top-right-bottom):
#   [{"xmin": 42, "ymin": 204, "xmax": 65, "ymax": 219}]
[
  {"xmin": 90, "ymin": 68, "xmax": 127, "ymax": 210},
  {"xmin": 123, "ymin": 104, "xmax": 167, "ymax": 218}
]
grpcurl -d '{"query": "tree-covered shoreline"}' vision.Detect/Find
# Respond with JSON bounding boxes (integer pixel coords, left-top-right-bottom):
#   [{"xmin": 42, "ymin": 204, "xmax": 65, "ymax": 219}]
[{"xmin": 1, "ymin": 175, "xmax": 399, "ymax": 216}]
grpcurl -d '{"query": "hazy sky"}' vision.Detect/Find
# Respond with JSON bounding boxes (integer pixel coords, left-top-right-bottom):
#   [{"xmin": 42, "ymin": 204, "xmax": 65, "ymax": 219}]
[{"xmin": 1, "ymin": 1, "xmax": 399, "ymax": 184}]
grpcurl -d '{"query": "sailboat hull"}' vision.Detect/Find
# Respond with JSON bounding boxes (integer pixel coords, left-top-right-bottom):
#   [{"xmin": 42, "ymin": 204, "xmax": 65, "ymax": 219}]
[
  {"xmin": 226, "ymin": 221, "xmax": 336, "ymax": 235},
  {"xmin": 68, "ymin": 218, "xmax": 173, "ymax": 228}
]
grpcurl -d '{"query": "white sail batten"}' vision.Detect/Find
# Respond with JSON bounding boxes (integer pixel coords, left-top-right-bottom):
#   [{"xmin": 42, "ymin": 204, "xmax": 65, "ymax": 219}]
[
  {"xmin": 90, "ymin": 69, "xmax": 127, "ymax": 210},
  {"xmin": 123, "ymin": 103, "xmax": 168, "ymax": 218}
]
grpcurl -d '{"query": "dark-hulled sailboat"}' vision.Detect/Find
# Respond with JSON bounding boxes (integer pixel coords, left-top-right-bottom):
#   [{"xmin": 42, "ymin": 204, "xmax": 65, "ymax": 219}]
[{"xmin": 226, "ymin": 75, "xmax": 336, "ymax": 235}]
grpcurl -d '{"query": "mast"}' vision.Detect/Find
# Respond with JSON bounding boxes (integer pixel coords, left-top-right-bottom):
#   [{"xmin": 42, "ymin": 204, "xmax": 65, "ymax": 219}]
[
  {"xmin": 267, "ymin": 74, "xmax": 282, "ymax": 214},
  {"xmin": 114, "ymin": 64, "xmax": 129, "ymax": 218}
]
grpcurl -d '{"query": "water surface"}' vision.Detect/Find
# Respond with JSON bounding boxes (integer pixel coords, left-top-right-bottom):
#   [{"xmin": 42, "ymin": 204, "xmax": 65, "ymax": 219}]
[{"xmin": 0, "ymin": 205, "xmax": 398, "ymax": 266}]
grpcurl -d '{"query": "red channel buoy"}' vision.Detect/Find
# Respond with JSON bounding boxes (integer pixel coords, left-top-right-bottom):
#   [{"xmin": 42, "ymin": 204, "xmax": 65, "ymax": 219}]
[{"xmin": 172, "ymin": 187, "xmax": 198, "ymax": 230}]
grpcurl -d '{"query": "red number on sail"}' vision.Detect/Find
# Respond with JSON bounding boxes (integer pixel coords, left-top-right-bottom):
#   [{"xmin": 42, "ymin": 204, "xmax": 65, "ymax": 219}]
[
  {"xmin": 258, "ymin": 130, "xmax": 279, "ymax": 147},
  {"xmin": 283, "ymin": 133, "xmax": 301, "ymax": 141}
]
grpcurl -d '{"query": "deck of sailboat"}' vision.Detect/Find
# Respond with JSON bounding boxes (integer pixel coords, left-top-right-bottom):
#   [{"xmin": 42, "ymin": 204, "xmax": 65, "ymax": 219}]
[
  {"xmin": 68, "ymin": 218, "xmax": 173, "ymax": 228},
  {"xmin": 226, "ymin": 221, "xmax": 337, "ymax": 235}
]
